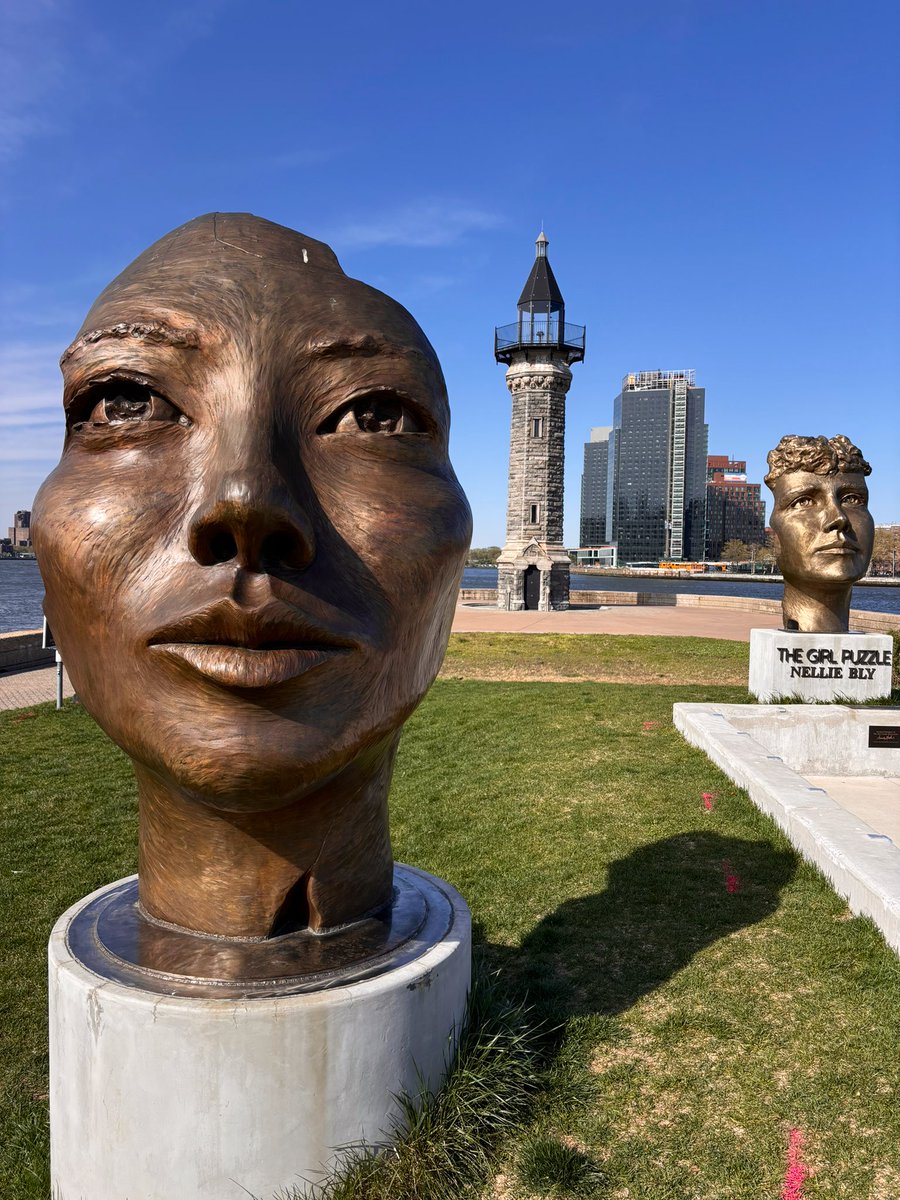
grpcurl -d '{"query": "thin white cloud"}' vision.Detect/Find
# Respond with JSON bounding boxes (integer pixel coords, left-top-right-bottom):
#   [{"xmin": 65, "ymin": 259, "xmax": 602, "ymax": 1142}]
[
  {"xmin": 0, "ymin": 409, "xmax": 62, "ymax": 429},
  {"xmin": 0, "ymin": 341, "xmax": 62, "ymax": 415},
  {"xmin": 333, "ymin": 200, "xmax": 503, "ymax": 250},
  {"xmin": 0, "ymin": 0, "xmax": 66, "ymax": 164},
  {"xmin": 0, "ymin": 444, "xmax": 60, "ymax": 465},
  {"xmin": 0, "ymin": 340, "xmax": 64, "ymax": 514},
  {"xmin": 0, "ymin": 0, "xmax": 233, "ymax": 166},
  {"xmin": 266, "ymin": 147, "xmax": 342, "ymax": 170},
  {"xmin": 0, "ymin": 279, "xmax": 93, "ymax": 331}
]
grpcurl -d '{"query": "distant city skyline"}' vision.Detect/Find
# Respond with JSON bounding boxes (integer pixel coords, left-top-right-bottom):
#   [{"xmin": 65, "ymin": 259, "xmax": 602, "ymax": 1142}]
[{"xmin": 2, "ymin": 2, "xmax": 898, "ymax": 544}]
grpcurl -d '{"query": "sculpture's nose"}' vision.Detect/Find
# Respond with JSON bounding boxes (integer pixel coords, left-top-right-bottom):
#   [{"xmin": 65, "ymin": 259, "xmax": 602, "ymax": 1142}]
[
  {"xmin": 189, "ymin": 476, "xmax": 315, "ymax": 572},
  {"xmin": 822, "ymin": 494, "xmax": 850, "ymax": 534}
]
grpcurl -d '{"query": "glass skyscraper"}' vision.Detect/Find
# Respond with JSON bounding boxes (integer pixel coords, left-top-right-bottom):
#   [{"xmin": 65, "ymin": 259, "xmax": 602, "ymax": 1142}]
[
  {"xmin": 579, "ymin": 426, "xmax": 611, "ymax": 546},
  {"xmin": 608, "ymin": 371, "xmax": 708, "ymax": 563}
]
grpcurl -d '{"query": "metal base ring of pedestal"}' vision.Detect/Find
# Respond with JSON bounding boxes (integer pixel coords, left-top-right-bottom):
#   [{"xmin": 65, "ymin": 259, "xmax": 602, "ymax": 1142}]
[{"xmin": 66, "ymin": 864, "xmax": 453, "ymax": 999}]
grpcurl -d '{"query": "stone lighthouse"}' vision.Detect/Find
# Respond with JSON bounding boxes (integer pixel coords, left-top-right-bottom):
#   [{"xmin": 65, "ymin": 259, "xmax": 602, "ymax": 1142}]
[{"xmin": 494, "ymin": 231, "xmax": 585, "ymax": 610}]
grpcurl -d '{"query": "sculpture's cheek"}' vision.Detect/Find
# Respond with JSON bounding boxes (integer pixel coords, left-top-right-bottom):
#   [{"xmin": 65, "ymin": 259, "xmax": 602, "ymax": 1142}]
[{"xmin": 308, "ymin": 444, "xmax": 471, "ymax": 566}]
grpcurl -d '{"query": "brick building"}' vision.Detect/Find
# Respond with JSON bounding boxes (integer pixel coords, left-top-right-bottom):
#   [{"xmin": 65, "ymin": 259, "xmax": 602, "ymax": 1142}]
[
  {"xmin": 705, "ymin": 458, "xmax": 766, "ymax": 558},
  {"xmin": 8, "ymin": 510, "xmax": 32, "ymax": 547}
]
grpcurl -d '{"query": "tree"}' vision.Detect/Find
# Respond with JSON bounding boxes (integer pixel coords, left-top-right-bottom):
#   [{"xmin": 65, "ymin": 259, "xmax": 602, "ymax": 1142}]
[
  {"xmin": 743, "ymin": 539, "xmax": 775, "ymax": 573},
  {"xmin": 721, "ymin": 539, "xmax": 750, "ymax": 564},
  {"xmin": 871, "ymin": 525, "xmax": 900, "ymax": 575},
  {"xmin": 466, "ymin": 546, "xmax": 502, "ymax": 567},
  {"xmin": 752, "ymin": 538, "xmax": 776, "ymax": 567}
]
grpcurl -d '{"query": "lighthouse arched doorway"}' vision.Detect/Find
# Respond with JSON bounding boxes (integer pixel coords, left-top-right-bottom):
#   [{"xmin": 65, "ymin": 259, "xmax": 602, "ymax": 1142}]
[{"xmin": 524, "ymin": 565, "xmax": 540, "ymax": 611}]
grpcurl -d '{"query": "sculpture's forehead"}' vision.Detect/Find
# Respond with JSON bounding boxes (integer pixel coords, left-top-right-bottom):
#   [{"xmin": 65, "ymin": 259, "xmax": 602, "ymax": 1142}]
[
  {"xmin": 81, "ymin": 261, "xmax": 424, "ymax": 350},
  {"xmin": 774, "ymin": 470, "xmax": 868, "ymax": 490},
  {"xmin": 75, "ymin": 212, "xmax": 438, "ymax": 365}
]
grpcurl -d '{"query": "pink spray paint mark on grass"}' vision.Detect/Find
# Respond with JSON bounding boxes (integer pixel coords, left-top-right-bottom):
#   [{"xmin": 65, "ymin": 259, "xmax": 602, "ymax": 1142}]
[
  {"xmin": 781, "ymin": 1127, "xmax": 808, "ymax": 1199},
  {"xmin": 702, "ymin": 791, "xmax": 717, "ymax": 811},
  {"xmin": 642, "ymin": 720, "xmax": 659, "ymax": 732},
  {"xmin": 720, "ymin": 859, "xmax": 741, "ymax": 893}
]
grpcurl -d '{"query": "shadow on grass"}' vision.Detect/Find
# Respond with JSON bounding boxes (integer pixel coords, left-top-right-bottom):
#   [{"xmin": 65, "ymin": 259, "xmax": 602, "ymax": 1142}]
[
  {"xmin": 308, "ymin": 834, "xmax": 797, "ymax": 1197},
  {"xmin": 480, "ymin": 831, "xmax": 796, "ymax": 1021}
]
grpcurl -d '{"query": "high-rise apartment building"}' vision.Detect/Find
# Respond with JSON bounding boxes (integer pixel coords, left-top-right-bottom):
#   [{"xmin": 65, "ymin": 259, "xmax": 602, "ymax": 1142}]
[
  {"xmin": 579, "ymin": 426, "xmax": 611, "ymax": 546},
  {"xmin": 607, "ymin": 370, "xmax": 708, "ymax": 563},
  {"xmin": 8, "ymin": 510, "xmax": 31, "ymax": 547},
  {"xmin": 705, "ymin": 457, "xmax": 766, "ymax": 558}
]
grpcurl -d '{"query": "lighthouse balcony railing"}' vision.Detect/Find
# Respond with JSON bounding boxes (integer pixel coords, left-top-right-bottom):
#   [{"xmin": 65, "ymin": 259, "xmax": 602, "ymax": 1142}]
[{"xmin": 494, "ymin": 321, "xmax": 585, "ymax": 361}]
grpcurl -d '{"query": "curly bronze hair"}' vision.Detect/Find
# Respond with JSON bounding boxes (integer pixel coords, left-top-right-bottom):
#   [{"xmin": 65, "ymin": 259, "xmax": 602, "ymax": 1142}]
[{"xmin": 764, "ymin": 434, "xmax": 871, "ymax": 488}]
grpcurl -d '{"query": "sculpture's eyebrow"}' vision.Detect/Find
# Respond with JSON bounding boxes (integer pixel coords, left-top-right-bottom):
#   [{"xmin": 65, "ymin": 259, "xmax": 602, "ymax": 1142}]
[
  {"xmin": 303, "ymin": 333, "xmax": 430, "ymax": 365},
  {"xmin": 779, "ymin": 482, "xmax": 822, "ymax": 503},
  {"xmin": 60, "ymin": 320, "xmax": 204, "ymax": 367}
]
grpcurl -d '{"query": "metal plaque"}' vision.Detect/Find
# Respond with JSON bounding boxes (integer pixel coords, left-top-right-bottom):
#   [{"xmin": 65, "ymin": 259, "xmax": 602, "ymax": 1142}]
[{"xmin": 868, "ymin": 726, "xmax": 900, "ymax": 748}]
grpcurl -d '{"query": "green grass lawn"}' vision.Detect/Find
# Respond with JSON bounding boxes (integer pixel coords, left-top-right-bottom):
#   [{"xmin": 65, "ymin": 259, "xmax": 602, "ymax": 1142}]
[
  {"xmin": 440, "ymin": 632, "xmax": 751, "ymax": 685},
  {"xmin": 2, "ymin": 635, "xmax": 899, "ymax": 1198}
]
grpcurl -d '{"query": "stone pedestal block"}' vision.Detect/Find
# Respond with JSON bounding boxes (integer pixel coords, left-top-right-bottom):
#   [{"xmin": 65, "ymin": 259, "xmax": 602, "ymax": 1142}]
[
  {"xmin": 749, "ymin": 628, "xmax": 893, "ymax": 703},
  {"xmin": 49, "ymin": 866, "xmax": 471, "ymax": 1200}
]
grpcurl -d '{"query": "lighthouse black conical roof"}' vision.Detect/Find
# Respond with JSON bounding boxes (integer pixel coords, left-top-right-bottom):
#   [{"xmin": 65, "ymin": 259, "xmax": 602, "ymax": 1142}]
[
  {"xmin": 517, "ymin": 231, "xmax": 565, "ymax": 316},
  {"xmin": 494, "ymin": 230, "xmax": 585, "ymax": 366}
]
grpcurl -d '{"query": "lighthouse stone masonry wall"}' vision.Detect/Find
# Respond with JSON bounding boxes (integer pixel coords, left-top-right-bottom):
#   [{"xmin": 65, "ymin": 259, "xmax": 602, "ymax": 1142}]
[{"xmin": 497, "ymin": 358, "xmax": 572, "ymax": 611}]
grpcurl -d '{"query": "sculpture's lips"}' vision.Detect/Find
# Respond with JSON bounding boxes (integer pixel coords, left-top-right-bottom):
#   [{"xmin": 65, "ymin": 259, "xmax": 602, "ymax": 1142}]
[
  {"xmin": 151, "ymin": 643, "xmax": 344, "ymax": 688},
  {"xmin": 147, "ymin": 600, "xmax": 356, "ymax": 688},
  {"xmin": 815, "ymin": 541, "xmax": 860, "ymax": 554}
]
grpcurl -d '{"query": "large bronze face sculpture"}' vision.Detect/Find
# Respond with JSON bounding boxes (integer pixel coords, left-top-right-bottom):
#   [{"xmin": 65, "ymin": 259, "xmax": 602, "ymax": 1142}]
[
  {"xmin": 765, "ymin": 434, "xmax": 873, "ymax": 633},
  {"xmin": 33, "ymin": 213, "xmax": 471, "ymax": 942}
]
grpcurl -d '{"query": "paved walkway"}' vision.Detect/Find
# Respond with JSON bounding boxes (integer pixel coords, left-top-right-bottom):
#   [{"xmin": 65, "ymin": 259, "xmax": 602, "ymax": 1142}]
[
  {"xmin": 0, "ymin": 664, "xmax": 75, "ymax": 711},
  {"xmin": 453, "ymin": 602, "xmax": 781, "ymax": 641}
]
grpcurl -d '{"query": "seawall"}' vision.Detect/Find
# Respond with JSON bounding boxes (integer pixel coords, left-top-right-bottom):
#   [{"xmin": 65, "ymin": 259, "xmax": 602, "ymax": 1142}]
[{"xmin": 458, "ymin": 590, "xmax": 899, "ymax": 635}]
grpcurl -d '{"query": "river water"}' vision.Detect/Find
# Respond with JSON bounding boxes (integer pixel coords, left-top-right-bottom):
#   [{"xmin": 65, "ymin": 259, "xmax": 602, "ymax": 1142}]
[
  {"xmin": 2, "ymin": 559, "xmax": 899, "ymax": 635},
  {"xmin": 462, "ymin": 566, "xmax": 900, "ymax": 616}
]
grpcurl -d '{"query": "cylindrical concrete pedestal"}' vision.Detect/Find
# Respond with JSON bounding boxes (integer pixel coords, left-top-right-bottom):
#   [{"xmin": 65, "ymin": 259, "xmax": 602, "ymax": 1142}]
[{"xmin": 50, "ymin": 866, "xmax": 470, "ymax": 1200}]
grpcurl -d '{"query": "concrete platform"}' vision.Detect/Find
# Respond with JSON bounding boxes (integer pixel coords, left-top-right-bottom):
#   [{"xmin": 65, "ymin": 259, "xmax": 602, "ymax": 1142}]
[
  {"xmin": 51, "ymin": 867, "xmax": 471, "ymax": 1200},
  {"xmin": 807, "ymin": 775, "xmax": 900, "ymax": 846},
  {"xmin": 674, "ymin": 702, "xmax": 900, "ymax": 954}
]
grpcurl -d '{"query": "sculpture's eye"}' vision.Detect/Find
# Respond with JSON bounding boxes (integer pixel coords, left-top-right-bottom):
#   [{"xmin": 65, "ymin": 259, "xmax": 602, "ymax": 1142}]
[
  {"xmin": 69, "ymin": 380, "xmax": 189, "ymax": 431},
  {"xmin": 842, "ymin": 493, "xmax": 865, "ymax": 506},
  {"xmin": 790, "ymin": 494, "xmax": 814, "ymax": 509},
  {"xmin": 319, "ymin": 392, "xmax": 423, "ymax": 435}
]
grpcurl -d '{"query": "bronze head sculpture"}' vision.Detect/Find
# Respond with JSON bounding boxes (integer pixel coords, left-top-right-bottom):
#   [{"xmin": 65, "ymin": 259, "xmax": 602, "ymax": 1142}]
[
  {"xmin": 33, "ymin": 213, "xmax": 472, "ymax": 944},
  {"xmin": 765, "ymin": 434, "xmax": 874, "ymax": 633}
]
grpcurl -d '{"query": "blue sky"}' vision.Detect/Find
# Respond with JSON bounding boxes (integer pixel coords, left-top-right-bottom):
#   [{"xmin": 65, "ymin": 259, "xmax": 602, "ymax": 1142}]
[{"xmin": 1, "ymin": 0, "xmax": 898, "ymax": 546}]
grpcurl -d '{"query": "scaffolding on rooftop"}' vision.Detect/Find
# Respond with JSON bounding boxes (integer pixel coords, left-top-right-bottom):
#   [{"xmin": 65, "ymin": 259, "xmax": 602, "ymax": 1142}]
[{"xmin": 622, "ymin": 369, "xmax": 695, "ymax": 390}]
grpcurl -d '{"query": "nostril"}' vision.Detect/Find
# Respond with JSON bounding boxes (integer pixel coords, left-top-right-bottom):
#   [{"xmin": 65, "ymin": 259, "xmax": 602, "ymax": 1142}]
[
  {"xmin": 262, "ymin": 529, "xmax": 307, "ymax": 570},
  {"xmin": 192, "ymin": 524, "xmax": 238, "ymax": 565},
  {"xmin": 189, "ymin": 498, "xmax": 314, "ymax": 571},
  {"xmin": 191, "ymin": 525, "xmax": 239, "ymax": 566},
  {"xmin": 209, "ymin": 529, "xmax": 238, "ymax": 564}
]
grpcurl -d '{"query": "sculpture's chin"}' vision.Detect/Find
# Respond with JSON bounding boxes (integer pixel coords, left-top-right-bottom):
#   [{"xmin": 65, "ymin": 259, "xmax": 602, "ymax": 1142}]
[
  {"xmin": 784, "ymin": 563, "xmax": 864, "ymax": 588},
  {"xmin": 90, "ymin": 674, "xmax": 418, "ymax": 816},
  {"xmin": 122, "ymin": 727, "xmax": 379, "ymax": 814}
]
